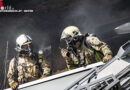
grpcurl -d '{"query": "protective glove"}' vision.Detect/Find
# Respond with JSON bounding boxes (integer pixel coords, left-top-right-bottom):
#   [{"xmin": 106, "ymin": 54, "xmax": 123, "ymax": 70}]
[
  {"xmin": 40, "ymin": 75, "xmax": 46, "ymax": 79},
  {"xmin": 11, "ymin": 82, "xmax": 19, "ymax": 90},
  {"xmin": 103, "ymin": 55, "xmax": 112, "ymax": 63}
]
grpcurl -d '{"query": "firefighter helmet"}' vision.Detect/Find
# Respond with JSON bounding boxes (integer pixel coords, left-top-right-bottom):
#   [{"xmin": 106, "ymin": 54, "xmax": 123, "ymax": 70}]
[
  {"xmin": 15, "ymin": 34, "xmax": 32, "ymax": 52},
  {"xmin": 61, "ymin": 26, "xmax": 82, "ymax": 40}
]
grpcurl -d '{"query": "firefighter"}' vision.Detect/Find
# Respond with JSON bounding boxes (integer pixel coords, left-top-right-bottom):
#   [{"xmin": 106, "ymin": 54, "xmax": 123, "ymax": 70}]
[
  {"xmin": 60, "ymin": 26, "xmax": 112, "ymax": 70},
  {"xmin": 7, "ymin": 34, "xmax": 51, "ymax": 90}
]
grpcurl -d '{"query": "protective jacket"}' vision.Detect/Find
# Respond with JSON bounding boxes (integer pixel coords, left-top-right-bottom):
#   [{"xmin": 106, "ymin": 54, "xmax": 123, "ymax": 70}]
[
  {"xmin": 7, "ymin": 53, "xmax": 51, "ymax": 86},
  {"xmin": 61, "ymin": 35, "xmax": 112, "ymax": 70}
]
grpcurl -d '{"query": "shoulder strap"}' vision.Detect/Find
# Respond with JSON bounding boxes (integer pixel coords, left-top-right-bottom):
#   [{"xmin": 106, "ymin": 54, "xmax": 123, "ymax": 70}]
[
  {"xmin": 13, "ymin": 56, "xmax": 18, "ymax": 82},
  {"xmin": 84, "ymin": 34, "xmax": 103, "ymax": 62},
  {"xmin": 31, "ymin": 53, "xmax": 39, "ymax": 64},
  {"xmin": 84, "ymin": 34, "xmax": 94, "ymax": 50},
  {"xmin": 32, "ymin": 53, "xmax": 43, "ymax": 77},
  {"xmin": 84, "ymin": 34, "xmax": 100, "ymax": 62}
]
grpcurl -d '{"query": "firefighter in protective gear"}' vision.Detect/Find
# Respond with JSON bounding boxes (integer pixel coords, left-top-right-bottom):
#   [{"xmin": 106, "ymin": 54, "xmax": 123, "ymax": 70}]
[
  {"xmin": 7, "ymin": 34, "xmax": 51, "ymax": 90},
  {"xmin": 61, "ymin": 26, "xmax": 112, "ymax": 70}
]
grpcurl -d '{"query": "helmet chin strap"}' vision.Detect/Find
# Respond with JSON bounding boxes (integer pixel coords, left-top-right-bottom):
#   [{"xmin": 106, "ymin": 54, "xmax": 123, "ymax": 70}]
[{"xmin": 28, "ymin": 49, "xmax": 32, "ymax": 56}]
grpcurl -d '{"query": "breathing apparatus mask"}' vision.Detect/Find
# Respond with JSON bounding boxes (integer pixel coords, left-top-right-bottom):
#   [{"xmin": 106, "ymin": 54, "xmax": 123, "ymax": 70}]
[{"xmin": 65, "ymin": 34, "xmax": 84, "ymax": 50}]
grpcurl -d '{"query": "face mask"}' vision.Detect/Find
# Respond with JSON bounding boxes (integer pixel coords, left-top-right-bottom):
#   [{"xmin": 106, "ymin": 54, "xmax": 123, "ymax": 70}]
[
  {"xmin": 19, "ymin": 43, "xmax": 33, "ymax": 56},
  {"xmin": 65, "ymin": 36, "xmax": 84, "ymax": 48}
]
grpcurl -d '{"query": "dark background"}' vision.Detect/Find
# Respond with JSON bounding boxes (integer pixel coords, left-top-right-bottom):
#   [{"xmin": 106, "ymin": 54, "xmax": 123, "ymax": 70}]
[{"xmin": 0, "ymin": 0, "xmax": 130, "ymax": 89}]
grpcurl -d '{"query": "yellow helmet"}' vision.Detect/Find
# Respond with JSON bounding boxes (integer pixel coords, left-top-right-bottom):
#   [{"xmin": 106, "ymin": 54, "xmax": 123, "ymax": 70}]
[{"xmin": 61, "ymin": 26, "xmax": 82, "ymax": 40}]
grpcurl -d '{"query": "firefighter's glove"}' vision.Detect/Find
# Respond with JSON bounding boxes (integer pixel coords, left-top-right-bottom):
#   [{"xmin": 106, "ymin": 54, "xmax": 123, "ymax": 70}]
[
  {"xmin": 11, "ymin": 82, "xmax": 19, "ymax": 90},
  {"xmin": 103, "ymin": 55, "xmax": 112, "ymax": 63},
  {"xmin": 40, "ymin": 75, "xmax": 46, "ymax": 79}
]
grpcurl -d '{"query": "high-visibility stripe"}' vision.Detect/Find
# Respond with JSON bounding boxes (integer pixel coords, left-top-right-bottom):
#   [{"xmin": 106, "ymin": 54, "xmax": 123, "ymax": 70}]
[
  {"xmin": 9, "ymin": 79, "xmax": 14, "ymax": 86},
  {"xmin": 68, "ymin": 65, "xmax": 77, "ymax": 70},
  {"xmin": 95, "ymin": 52, "xmax": 102, "ymax": 61},
  {"xmin": 90, "ymin": 49, "xmax": 101, "ymax": 62},
  {"xmin": 85, "ymin": 57, "xmax": 88, "ymax": 64},
  {"xmin": 95, "ymin": 55, "xmax": 99, "ymax": 62},
  {"xmin": 85, "ymin": 57, "xmax": 87, "ymax": 62},
  {"xmin": 92, "ymin": 45, "xmax": 100, "ymax": 50},
  {"xmin": 90, "ymin": 50, "xmax": 98, "ymax": 62},
  {"xmin": 103, "ymin": 49, "xmax": 112, "ymax": 55},
  {"xmin": 74, "ymin": 59, "xmax": 78, "ymax": 64}
]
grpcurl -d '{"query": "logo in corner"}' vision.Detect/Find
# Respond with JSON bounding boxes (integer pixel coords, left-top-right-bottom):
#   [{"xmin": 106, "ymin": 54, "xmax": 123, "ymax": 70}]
[
  {"xmin": 0, "ymin": 1, "xmax": 4, "ymax": 10},
  {"xmin": 0, "ymin": 0, "xmax": 34, "ymax": 12}
]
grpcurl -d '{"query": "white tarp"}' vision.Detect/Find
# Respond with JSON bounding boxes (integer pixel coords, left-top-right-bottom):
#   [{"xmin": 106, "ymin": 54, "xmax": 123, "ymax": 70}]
[{"xmin": 5, "ymin": 62, "xmax": 104, "ymax": 90}]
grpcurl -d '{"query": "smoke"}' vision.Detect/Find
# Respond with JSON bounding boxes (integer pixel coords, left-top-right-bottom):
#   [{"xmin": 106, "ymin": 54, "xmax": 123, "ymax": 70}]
[
  {"xmin": 114, "ymin": 22, "xmax": 130, "ymax": 34},
  {"xmin": 62, "ymin": 0, "xmax": 130, "ymax": 34},
  {"xmin": 62, "ymin": 0, "xmax": 111, "ymax": 33},
  {"xmin": 0, "ymin": 14, "xmax": 54, "ymax": 89},
  {"xmin": 1, "ymin": 0, "xmax": 130, "ymax": 89},
  {"xmin": 0, "ymin": 15, "xmax": 52, "ymax": 49}
]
